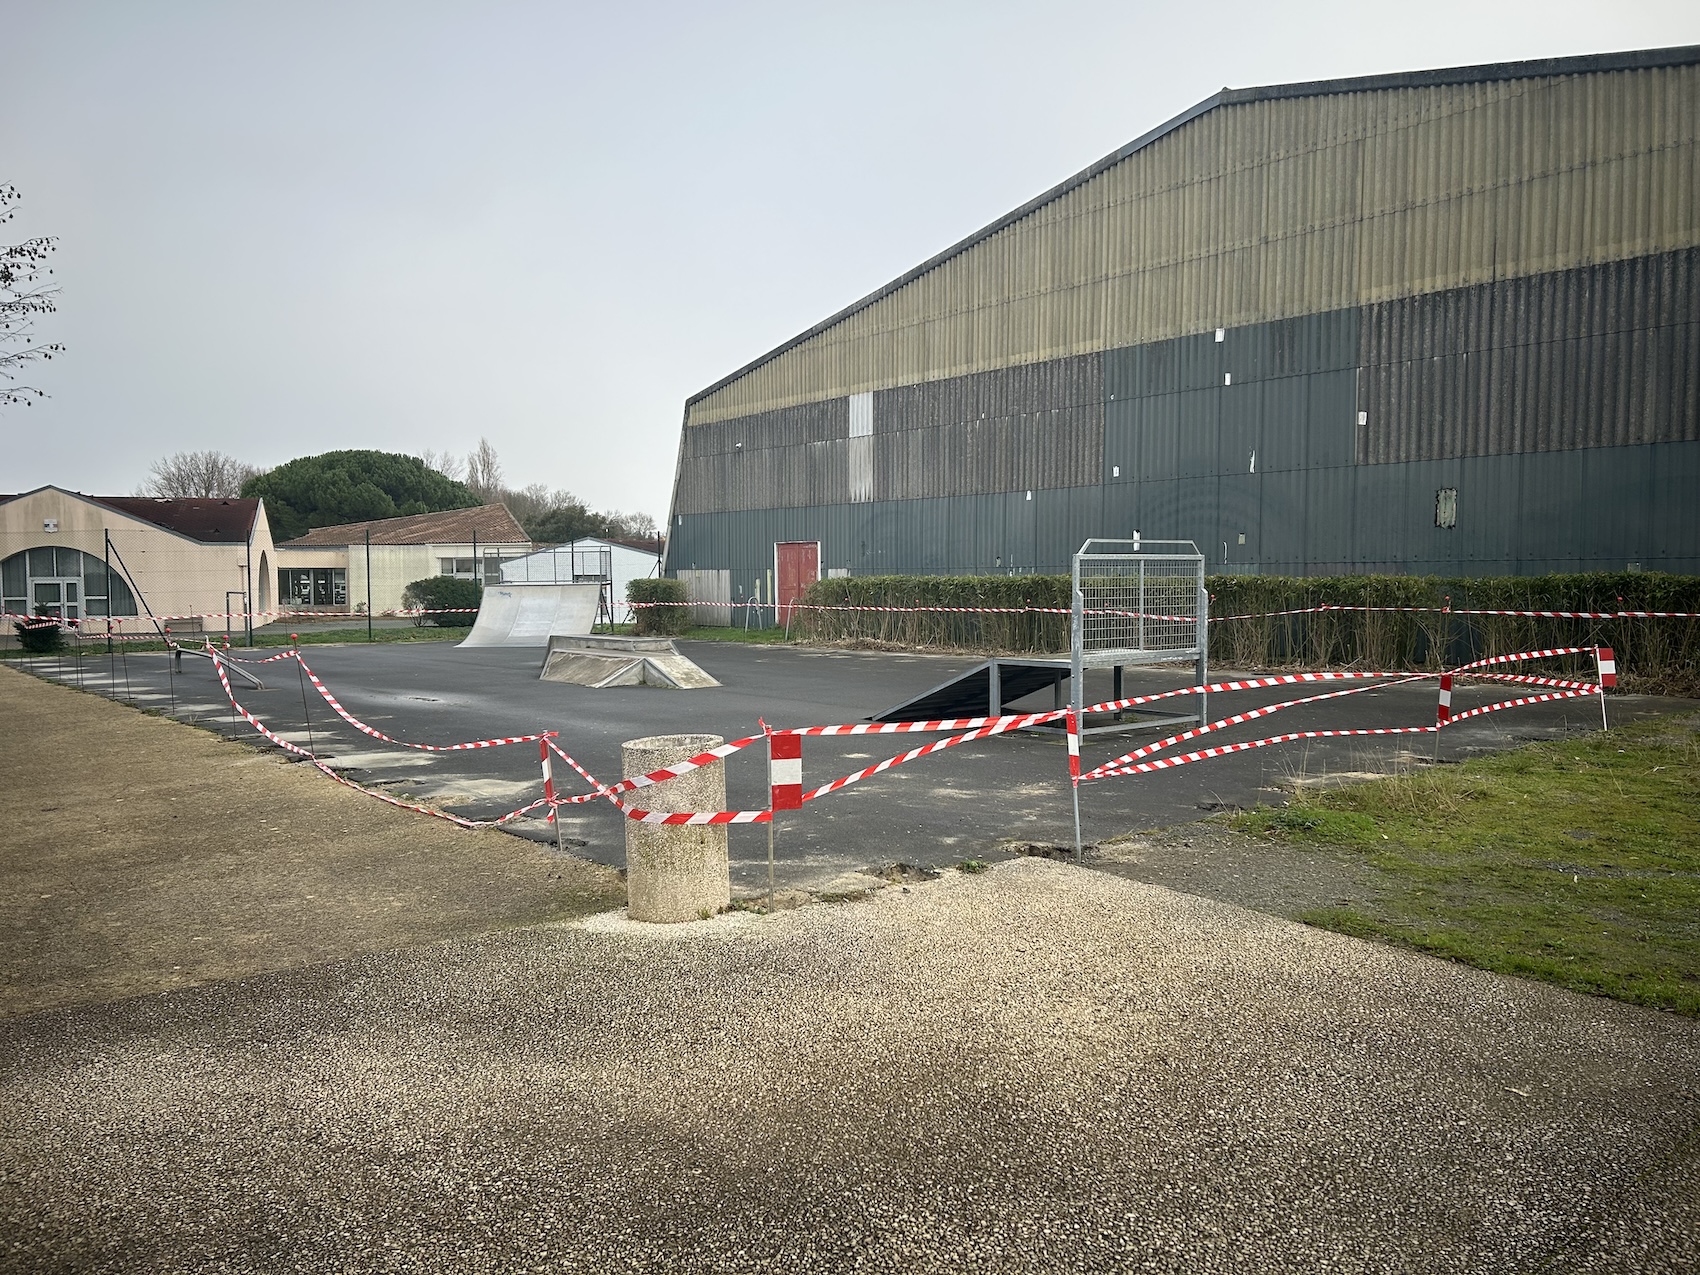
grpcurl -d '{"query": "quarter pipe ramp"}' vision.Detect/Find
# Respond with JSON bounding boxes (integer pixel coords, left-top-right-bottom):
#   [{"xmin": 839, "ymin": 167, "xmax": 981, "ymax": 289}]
[{"xmin": 457, "ymin": 583, "xmax": 602, "ymax": 648}]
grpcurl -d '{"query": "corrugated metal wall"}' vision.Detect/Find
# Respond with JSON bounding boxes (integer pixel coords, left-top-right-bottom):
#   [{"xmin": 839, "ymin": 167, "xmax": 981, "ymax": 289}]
[
  {"xmin": 1360, "ymin": 247, "xmax": 1700, "ymax": 460},
  {"xmin": 667, "ymin": 247, "xmax": 1700, "ymax": 581},
  {"xmin": 668, "ymin": 54, "xmax": 1700, "ymax": 584},
  {"xmin": 667, "ymin": 440, "xmax": 1699, "ymax": 583},
  {"xmin": 685, "ymin": 61, "xmax": 1699, "ymax": 426},
  {"xmin": 677, "ymin": 355, "xmax": 1105, "ymax": 513}
]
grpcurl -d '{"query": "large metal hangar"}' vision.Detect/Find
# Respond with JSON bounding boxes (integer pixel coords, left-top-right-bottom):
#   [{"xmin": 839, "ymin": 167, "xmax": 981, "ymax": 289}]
[{"xmin": 663, "ymin": 46, "xmax": 1700, "ymax": 606}]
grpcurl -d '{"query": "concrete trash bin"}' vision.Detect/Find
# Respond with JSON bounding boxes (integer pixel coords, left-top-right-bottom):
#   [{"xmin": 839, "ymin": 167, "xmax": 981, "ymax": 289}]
[{"xmin": 621, "ymin": 734, "xmax": 731, "ymax": 922}]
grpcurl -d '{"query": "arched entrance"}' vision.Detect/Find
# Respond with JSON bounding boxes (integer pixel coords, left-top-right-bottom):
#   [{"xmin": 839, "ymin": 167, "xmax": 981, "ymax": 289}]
[
  {"xmin": 258, "ymin": 551, "xmax": 271, "ymax": 617},
  {"xmin": 1, "ymin": 547, "xmax": 138, "ymax": 623}
]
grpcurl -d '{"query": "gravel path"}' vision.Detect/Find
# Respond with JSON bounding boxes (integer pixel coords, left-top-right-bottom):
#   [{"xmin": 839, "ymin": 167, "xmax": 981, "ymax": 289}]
[
  {"xmin": 0, "ymin": 665, "xmax": 622, "ymax": 1018},
  {"xmin": 4, "ymin": 858, "xmax": 1696, "ymax": 1274}
]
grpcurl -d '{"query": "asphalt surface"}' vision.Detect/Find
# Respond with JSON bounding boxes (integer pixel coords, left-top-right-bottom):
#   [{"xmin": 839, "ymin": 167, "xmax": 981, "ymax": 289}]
[
  {"xmin": 3, "ymin": 857, "xmax": 1697, "ymax": 1274},
  {"xmin": 19, "ymin": 640, "xmax": 1691, "ymax": 895}
]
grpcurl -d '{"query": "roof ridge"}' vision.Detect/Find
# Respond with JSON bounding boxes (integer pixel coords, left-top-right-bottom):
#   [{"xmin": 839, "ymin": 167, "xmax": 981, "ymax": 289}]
[{"xmin": 683, "ymin": 43, "xmax": 1700, "ymax": 412}]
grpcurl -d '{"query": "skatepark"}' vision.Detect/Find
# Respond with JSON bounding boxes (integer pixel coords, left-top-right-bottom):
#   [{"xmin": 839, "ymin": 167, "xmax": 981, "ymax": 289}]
[{"xmin": 19, "ymin": 634, "xmax": 1682, "ymax": 896}]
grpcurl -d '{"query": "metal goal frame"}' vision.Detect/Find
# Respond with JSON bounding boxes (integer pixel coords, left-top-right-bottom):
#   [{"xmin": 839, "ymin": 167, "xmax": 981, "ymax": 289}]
[{"xmin": 1070, "ymin": 538, "xmax": 1208, "ymax": 735}]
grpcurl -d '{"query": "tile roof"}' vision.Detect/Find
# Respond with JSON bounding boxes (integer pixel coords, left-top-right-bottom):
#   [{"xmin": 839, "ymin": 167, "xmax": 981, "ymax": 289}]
[
  {"xmin": 91, "ymin": 496, "xmax": 263, "ymax": 544},
  {"xmin": 281, "ymin": 504, "xmax": 531, "ymax": 547}
]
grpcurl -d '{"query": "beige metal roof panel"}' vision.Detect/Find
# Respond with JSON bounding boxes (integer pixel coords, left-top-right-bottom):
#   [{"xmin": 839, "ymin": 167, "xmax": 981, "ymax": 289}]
[{"xmin": 683, "ymin": 52, "xmax": 1698, "ymax": 428}]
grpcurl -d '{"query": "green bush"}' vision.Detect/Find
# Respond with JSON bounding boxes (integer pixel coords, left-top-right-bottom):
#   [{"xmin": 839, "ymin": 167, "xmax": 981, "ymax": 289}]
[
  {"xmin": 629, "ymin": 578, "xmax": 689, "ymax": 636},
  {"xmin": 1207, "ymin": 572, "xmax": 1700, "ymax": 693},
  {"xmin": 14, "ymin": 611, "xmax": 66, "ymax": 653},
  {"xmin": 793, "ymin": 571, "xmax": 1700, "ymax": 693},
  {"xmin": 401, "ymin": 576, "xmax": 482, "ymax": 626}
]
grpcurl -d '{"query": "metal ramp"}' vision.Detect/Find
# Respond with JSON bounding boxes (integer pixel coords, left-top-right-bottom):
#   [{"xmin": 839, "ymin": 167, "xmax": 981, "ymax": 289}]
[{"xmin": 871, "ymin": 658, "xmax": 1071, "ymax": 723}]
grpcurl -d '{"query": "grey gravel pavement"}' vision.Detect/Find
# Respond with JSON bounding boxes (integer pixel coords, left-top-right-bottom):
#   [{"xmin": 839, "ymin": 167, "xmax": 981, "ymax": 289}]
[{"xmin": 3, "ymin": 858, "xmax": 1696, "ymax": 1274}]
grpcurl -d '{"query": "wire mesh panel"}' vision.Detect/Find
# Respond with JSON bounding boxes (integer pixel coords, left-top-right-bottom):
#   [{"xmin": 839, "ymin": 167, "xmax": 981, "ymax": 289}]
[
  {"xmin": 1073, "ymin": 540, "xmax": 1205, "ymax": 666},
  {"xmin": 1072, "ymin": 539, "xmax": 1208, "ymax": 730}
]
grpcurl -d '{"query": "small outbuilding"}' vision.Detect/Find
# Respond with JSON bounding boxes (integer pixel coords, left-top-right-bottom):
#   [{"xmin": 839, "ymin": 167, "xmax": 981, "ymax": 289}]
[{"xmin": 500, "ymin": 535, "xmax": 662, "ymax": 622}]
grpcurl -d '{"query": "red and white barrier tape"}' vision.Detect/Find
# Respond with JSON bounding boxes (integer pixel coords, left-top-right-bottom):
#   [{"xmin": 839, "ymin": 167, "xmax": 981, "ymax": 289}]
[
  {"xmin": 540, "ymin": 737, "xmax": 772, "ymax": 824},
  {"xmin": 1088, "ymin": 686, "xmax": 1600, "ymax": 779},
  {"xmin": 1077, "ymin": 678, "xmax": 1424, "ymax": 783},
  {"xmin": 1452, "ymin": 646, "xmax": 1591, "ymax": 673},
  {"xmin": 206, "ymin": 648, "xmax": 555, "ymax": 829},
  {"xmin": 1210, "ymin": 604, "xmax": 1700, "ymax": 621},
  {"xmin": 799, "ymin": 708, "xmax": 1071, "ymax": 803},
  {"xmin": 294, "ymin": 652, "xmax": 551, "ymax": 751},
  {"xmin": 190, "ymin": 638, "xmax": 1620, "ymax": 831}
]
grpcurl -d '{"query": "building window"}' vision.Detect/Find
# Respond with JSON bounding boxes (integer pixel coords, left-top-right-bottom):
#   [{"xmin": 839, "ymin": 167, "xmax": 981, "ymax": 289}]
[
  {"xmin": 1435, "ymin": 488, "xmax": 1458, "ymax": 529},
  {"xmin": 440, "ymin": 554, "xmax": 520, "ymax": 583},
  {"xmin": 278, "ymin": 567, "xmax": 348, "ymax": 608},
  {"xmin": 2, "ymin": 547, "xmax": 138, "ymax": 621}
]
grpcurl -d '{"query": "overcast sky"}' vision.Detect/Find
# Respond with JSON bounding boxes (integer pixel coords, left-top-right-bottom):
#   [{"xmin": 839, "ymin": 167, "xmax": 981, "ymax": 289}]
[{"xmin": 5, "ymin": 1, "xmax": 1696, "ymax": 517}]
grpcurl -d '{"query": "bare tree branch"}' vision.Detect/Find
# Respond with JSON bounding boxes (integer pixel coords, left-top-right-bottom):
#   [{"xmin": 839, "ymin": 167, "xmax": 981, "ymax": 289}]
[
  {"xmin": 418, "ymin": 448, "xmax": 466, "ymax": 482},
  {"xmin": 0, "ymin": 182, "xmax": 64, "ymax": 408},
  {"xmin": 431, "ymin": 436, "xmax": 660, "ymax": 544},
  {"xmin": 136, "ymin": 451, "xmax": 265, "ymax": 498},
  {"xmin": 464, "ymin": 436, "xmax": 504, "ymax": 503}
]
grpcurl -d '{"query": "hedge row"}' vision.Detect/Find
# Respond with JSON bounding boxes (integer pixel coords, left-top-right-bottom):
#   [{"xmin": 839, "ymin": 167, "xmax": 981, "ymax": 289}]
[
  {"xmin": 793, "ymin": 572, "xmax": 1700, "ymax": 693},
  {"xmin": 628, "ymin": 577, "xmax": 689, "ymax": 635}
]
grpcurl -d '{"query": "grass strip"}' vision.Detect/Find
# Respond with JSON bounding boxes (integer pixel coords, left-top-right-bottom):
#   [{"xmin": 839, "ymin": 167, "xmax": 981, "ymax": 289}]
[{"xmin": 1232, "ymin": 711, "xmax": 1700, "ymax": 1015}]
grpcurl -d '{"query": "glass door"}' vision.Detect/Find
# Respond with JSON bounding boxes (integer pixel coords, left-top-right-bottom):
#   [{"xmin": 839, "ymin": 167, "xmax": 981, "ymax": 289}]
[{"xmin": 31, "ymin": 579, "xmax": 80, "ymax": 622}]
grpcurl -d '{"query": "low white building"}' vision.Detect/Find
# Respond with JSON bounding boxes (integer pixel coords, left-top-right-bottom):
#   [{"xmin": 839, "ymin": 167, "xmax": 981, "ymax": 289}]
[
  {"xmin": 276, "ymin": 505, "xmax": 531, "ymax": 614},
  {"xmin": 1, "ymin": 486, "xmax": 278, "ymax": 634},
  {"xmin": 500, "ymin": 535, "xmax": 662, "ymax": 621}
]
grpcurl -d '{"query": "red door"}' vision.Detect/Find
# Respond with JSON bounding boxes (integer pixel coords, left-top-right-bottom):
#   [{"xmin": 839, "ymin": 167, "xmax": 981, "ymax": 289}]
[{"xmin": 775, "ymin": 541, "xmax": 819, "ymax": 626}]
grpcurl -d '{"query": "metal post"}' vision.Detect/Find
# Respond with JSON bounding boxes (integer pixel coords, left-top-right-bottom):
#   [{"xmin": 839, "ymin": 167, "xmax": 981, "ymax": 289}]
[
  {"xmin": 1070, "ymin": 578, "xmax": 1084, "ymax": 733},
  {"xmin": 767, "ymin": 816, "xmax": 776, "ymax": 914},
  {"xmin": 104, "ymin": 531, "xmax": 114, "ymax": 656},
  {"xmin": 1138, "ymin": 559, "xmax": 1146, "ymax": 652},
  {"xmin": 293, "ymin": 635, "xmax": 315, "ymax": 757},
  {"xmin": 365, "ymin": 529, "xmax": 373, "ymax": 642},
  {"xmin": 1196, "ymin": 571, "xmax": 1210, "ymax": 727},
  {"xmin": 1068, "ymin": 708, "xmax": 1084, "ymax": 862},
  {"xmin": 164, "ymin": 626, "xmax": 175, "ymax": 716}
]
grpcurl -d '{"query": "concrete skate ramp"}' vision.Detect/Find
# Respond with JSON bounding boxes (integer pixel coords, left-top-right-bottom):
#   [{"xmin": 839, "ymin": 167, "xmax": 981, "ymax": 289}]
[
  {"xmin": 540, "ymin": 634, "xmax": 721, "ymax": 689},
  {"xmin": 458, "ymin": 583, "xmax": 602, "ymax": 648}
]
